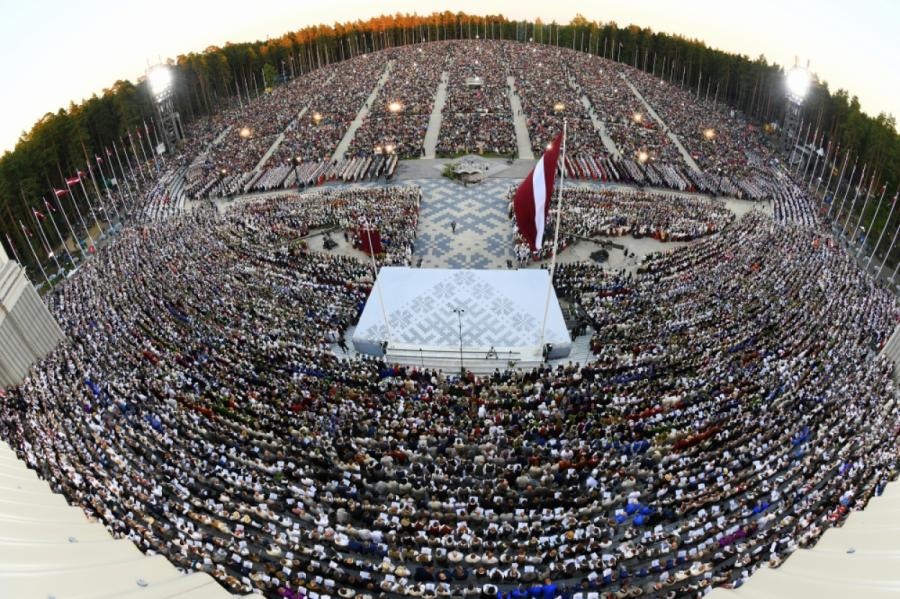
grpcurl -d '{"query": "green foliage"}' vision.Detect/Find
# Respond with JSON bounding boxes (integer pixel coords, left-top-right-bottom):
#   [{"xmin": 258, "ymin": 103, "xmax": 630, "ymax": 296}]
[{"xmin": 262, "ymin": 63, "xmax": 278, "ymax": 88}]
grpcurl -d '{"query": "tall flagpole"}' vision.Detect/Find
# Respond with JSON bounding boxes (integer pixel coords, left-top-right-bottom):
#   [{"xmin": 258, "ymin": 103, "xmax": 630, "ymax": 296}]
[
  {"xmin": 94, "ymin": 153, "xmax": 123, "ymax": 223},
  {"xmin": 83, "ymin": 143, "xmax": 122, "ymax": 223},
  {"xmin": 793, "ymin": 122, "xmax": 811, "ymax": 176},
  {"xmin": 860, "ymin": 185, "xmax": 889, "ymax": 259},
  {"xmin": 807, "ymin": 142, "xmax": 822, "ymax": 188},
  {"xmin": 877, "ymin": 209, "xmax": 900, "ymax": 279},
  {"xmin": 61, "ymin": 178, "xmax": 96, "ymax": 251},
  {"xmin": 30, "ymin": 206, "xmax": 61, "ymax": 274},
  {"xmin": 827, "ymin": 152, "xmax": 851, "ymax": 218},
  {"xmin": 140, "ymin": 120, "xmax": 159, "ymax": 172},
  {"xmin": 841, "ymin": 163, "xmax": 867, "ymax": 237},
  {"xmin": 5, "ymin": 233, "xmax": 23, "ymax": 265},
  {"xmin": 113, "ymin": 141, "xmax": 138, "ymax": 217},
  {"xmin": 128, "ymin": 131, "xmax": 148, "ymax": 182},
  {"xmin": 23, "ymin": 188, "xmax": 62, "ymax": 275},
  {"xmin": 364, "ymin": 219, "xmax": 392, "ymax": 349},
  {"xmin": 800, "ymin": 129, "xmax": 819, "ymax": 182},
  {"xmin": 76, "ymin": 174, "xmax": 103, "ymax": 236},
  {"xmin": 539, "ymin": 119, "xmax": 567, "ymax": 356},
  {"xmin": 814, "ymin": 141, "xmax": 832, "ymax": 195},
  {"xmin": 87, "ymin": 159, "xmax": 120, "ymax": 224},
  {"xmin": 869, "ymin": 191, "xmax": 898, "ymax": 271},
  {"xmin": 819, "ymin": 144, "xmax": 839, "ymax": 200},
  {"xmin": 50, "ymin": 185, "xmax": 86, "ymax": 259},
  {"xmin": 851, "ymin": 173, "xmax": 877, "ymax": 245},
  {"xmin": 123, "ymin": 134, "xmax": 145, "ymax": 186},
  {"xmin": 43, "ymin": 196, "xmax": 75, "ymax": 267},
  {"xmin": 19, "ymin": 220, "xmax": 51, "ymax": 287},
  {"xmin": 832, "ymin": 158, "xmax": 858, "ymax": 224}
]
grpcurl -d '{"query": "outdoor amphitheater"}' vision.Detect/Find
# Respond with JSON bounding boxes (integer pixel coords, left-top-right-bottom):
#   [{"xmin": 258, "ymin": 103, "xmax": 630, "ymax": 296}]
[{"xmin": 0, "ymin": 11, "xmax": 898, "ymax": 599}]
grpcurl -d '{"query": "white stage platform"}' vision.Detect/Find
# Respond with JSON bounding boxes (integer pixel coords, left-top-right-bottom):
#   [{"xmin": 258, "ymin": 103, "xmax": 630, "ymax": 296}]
[{"xmin": 353, "ymin": 268, "xmax": 571, "ymax": 370}]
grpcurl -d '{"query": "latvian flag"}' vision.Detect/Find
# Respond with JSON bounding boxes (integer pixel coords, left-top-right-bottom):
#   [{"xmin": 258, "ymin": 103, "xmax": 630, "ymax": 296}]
[
  {"xmin": 33, "ymin": 208, "xmax": 46, "ymax": 221},
  {"xmin": 512, "ymin": 132, "xmax": 563, "ymax": 251},
  {"xmin": 44, "ymin": 198, "xmax": 56, "ymax": 212},
  {"xmin": 66, "ymin": 174, "xmax": 81, "ymax": 186},
  {"xmin": 53, "ymin": 188, "xmax": 68, "ymax": 198}
]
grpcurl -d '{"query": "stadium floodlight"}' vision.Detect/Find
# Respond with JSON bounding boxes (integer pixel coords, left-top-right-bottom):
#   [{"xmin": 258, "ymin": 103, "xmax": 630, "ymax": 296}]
[
  {"xmin": 786, "ymin": 66, "xmax": 810, "ymax": 102},
  {"xmin": 148, "ymin": 65, "xmax": 173, "ymax": 99},
  {"xmin": 146, "ymin": 64, "xmax": 183, "ymax": 153}
]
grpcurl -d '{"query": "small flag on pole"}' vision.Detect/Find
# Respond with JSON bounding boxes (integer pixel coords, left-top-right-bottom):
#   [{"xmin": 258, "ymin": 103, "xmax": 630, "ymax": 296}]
[
  {"xmin": 54, "ymin": 188, "xmax": 68, "ymax": 198},
  {"xmin": 33, "ymin": 208, "xmax": 46, "ymax": 221}
]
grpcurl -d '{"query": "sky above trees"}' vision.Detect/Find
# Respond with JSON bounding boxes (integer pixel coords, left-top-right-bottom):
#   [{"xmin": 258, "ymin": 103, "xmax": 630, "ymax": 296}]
[{"xmin": 0, "ymin": 0, "xmax": 897, "ymax": 153}]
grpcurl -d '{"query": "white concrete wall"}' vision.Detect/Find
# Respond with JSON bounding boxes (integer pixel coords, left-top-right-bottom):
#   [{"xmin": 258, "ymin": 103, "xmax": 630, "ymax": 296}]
[{"xmin": 0, "ymin": 262, "xmax": 64, "ymax": 387}]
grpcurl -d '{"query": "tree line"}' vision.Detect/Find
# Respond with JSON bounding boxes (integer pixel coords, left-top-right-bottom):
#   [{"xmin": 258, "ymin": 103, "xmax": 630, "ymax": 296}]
[{"xmin": 1, "ymin": 11, "xmax": 897, "ymax": 279}]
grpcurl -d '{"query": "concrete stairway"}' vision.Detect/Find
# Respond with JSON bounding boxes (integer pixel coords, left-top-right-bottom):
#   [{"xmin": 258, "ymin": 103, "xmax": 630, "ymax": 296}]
[
  {"xmin": 333, "ymin": 61, "xmax": 394, "ymax": 162},
  {"xmin": 507, "ymin": 76, "xmax": 534, "ymax": 160},
  {"xmin": 423, "ymin": 71, "xmax": 449, "ymax": 159},
  {"xmin": 621, "ymin": 75, "xmax": 701, "ymax": 173}
]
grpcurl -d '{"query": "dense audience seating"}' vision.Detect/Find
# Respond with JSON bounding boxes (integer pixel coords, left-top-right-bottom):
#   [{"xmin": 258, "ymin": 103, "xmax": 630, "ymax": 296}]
[
  {"xmin": 348, "ymin": 45, "xmax": 445, "ymax": 159},
  {"xmin": 437, "ymin": 41, "xmax": 517, "ymax": 156},
  {"xmin": 510, "ymin": 187, "xmax": 734, "ymax": 263},
  {"xmin": 4, "ymin": 197, "xmax": 897, "ymax": 597},
  {"xmin": 3, "ymin": 38, "xmax": 898, "ymax": 599},
  {"xmin": 172, "ymin": 40, "xmax": 796, "ymax": 201}
]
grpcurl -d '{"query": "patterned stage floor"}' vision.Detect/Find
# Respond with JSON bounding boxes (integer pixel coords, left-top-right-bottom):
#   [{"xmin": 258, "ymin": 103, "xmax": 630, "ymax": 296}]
[{"xmin": 409, "ymin": 179, "xmax": 515, "ymax": 269}]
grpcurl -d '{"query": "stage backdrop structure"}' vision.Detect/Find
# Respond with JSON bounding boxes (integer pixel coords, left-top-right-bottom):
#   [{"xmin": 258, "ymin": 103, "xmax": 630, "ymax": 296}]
[
  {"xmin": 0, "ymin": 244, "xmax": 64, "ymax": 387},
  {"xmin": 353, "ymin": 267, "xmax": 571, "ymax": 373}
]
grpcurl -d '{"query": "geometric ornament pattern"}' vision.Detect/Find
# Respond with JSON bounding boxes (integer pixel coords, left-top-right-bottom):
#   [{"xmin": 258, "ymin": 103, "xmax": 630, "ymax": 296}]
[
  {"xmin": 357, "ymin": 269, "xmax": 562, "ymax": 347},
  {"xmin": 410, "ymin": 178, "xmax": 514, "ymax": 269}
]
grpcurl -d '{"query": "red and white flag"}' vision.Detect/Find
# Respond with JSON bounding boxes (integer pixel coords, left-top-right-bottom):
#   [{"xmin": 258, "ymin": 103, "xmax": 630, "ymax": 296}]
[
  {"xmin": 512, "ymin": 133, "xmax": 563, "ymax": 251},
  {"xmin": 53, "ymin": 188, "xmax": 68, "ymax": 198},
  {"xmin": 33, "ymin": 208, "xmax": 46, "ymax": 221},
  {"xmin": 44, "ymin": 198, "xmax": 56, "ymax": 212},
  {"xmin": 65, "ymin": 175, "xmax": 80, "ymax": 186}
]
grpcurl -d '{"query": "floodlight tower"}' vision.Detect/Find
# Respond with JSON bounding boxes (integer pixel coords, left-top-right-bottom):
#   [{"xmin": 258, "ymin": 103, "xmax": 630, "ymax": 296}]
[
  {"xmin": 783, "ymin": 62, "xmax": 810, "ymax": 166},
  {"xmin": 147, "ymin": 65, "xmax": 184, "ymax": 154}
]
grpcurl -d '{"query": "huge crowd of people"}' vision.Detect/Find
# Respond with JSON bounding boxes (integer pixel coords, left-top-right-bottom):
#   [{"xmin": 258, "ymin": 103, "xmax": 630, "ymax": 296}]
[
  {"xmin": 624, "ymin": 66, "xmax": 775, "ymax": 188},
  {"xmin": 166, "ymin": 39, "xmax": 797, "ymax": 202},
  {"xmin": 3, "ymin": 36, "xmax": 899, "ymax": 599},
  {"xmin": 436, "ymin": 41, "xmax": 517, "ymax": 156},
  {"xmin": 510, "ymin": 188, "xmax": 734, "ymax": 263},
  {"xmin": 348, "ymin": 46, "xmax": 445, "ymax": 159},
  {"xmin": 240, "ymin": 186, "xmax": 421, "ymax": 266},
  {"xmin": 4, "ymin": 189, "xmax": 898, "ymax": 598}
]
